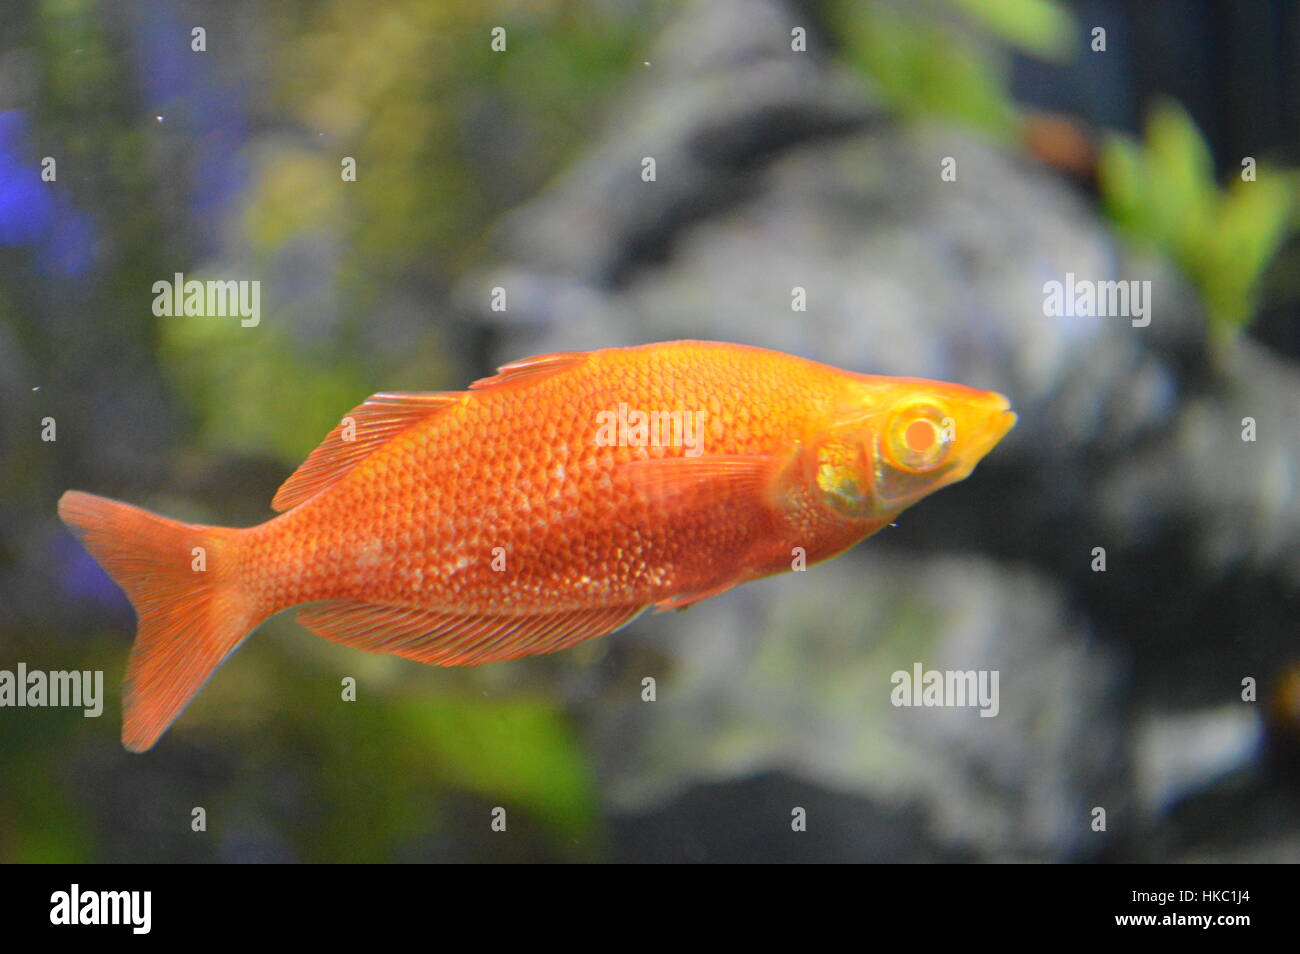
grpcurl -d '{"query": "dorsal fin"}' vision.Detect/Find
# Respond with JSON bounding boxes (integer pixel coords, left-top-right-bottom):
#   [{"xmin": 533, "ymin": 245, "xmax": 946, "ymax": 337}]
[
  {"xmin": 469, "ymin": 350, "xmax": 589, "ymax": 390},
  {"xmin": 272, "ymin": 350, "xmax": 589, "ymax": 511},
  {"xmin": 271, "ymin": 392, "xmax": 462, "ymax": 511}
]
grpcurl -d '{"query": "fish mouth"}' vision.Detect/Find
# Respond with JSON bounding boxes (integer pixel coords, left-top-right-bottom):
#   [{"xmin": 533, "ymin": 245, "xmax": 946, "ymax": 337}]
[
  {"xmin": 992, "ymin": 408, "xmax": 1017, "ymax": 442},
  {"xmin": 981, "ymin": 410, "xmax": 1017, "ymax": 461},
  {"xmin": 971, "ymin": 396, "xmax": 1017, "ymax": 462}
]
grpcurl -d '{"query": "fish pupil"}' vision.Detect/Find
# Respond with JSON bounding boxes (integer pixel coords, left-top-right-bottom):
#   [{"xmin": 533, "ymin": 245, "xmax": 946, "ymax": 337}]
[{"xmin": 905, "ymin": 419, "xmax": 937, "ymax": 453}]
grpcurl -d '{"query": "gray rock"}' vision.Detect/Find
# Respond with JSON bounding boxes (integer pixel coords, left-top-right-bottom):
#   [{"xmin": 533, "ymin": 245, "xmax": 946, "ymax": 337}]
[{"xmin": 594, "ymin": 554, "xmax": 1125, "ymax": 861}]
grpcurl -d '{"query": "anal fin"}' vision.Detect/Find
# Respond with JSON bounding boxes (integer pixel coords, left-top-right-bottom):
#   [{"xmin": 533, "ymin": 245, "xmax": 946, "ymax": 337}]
[{"xmin": 297, "ymin": 600, "xmax": 647, "ymax": 666}]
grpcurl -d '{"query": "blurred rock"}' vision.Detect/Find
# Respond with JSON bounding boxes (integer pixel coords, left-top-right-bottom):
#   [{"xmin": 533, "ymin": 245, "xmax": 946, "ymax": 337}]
[
  {"xmin": 1135, "ymin": 704, "xmax": 1263, "ymax": 815},
  {"xmin": 597, "ymin": 554, "xmax": 1125, "ymax": 861}
]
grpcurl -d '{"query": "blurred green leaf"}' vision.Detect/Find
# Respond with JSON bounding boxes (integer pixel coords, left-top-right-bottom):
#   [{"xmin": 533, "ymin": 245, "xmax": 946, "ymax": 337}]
[
  {"xmin": 397, "ymin": 696, "xmax": 597, "ymax": 842},
  {"xmin": 1144, "ymin": 101, "xmax": 1217, "ymax": 258},
  {"xmin": 1202, "ymin": 174, "xmax": 1295, "ymax": 341},
  {"xmin": 160, "ymin": 314, "xmax": 369, "ymax": 464},
  {"xmin": 1097, "ymin": 136, "xmax": 1148, "ymax": 235},
  {"xmin": 833, "ymin": 3, "xmax": 1017, "ymax": 133},
  {"xmin": 1098, "ymin": 101, "xmax": 1300, "ymax": 347},
  {"xmin": 950, "ymin": 0, "xmax": 1076, "ymax": 60}
]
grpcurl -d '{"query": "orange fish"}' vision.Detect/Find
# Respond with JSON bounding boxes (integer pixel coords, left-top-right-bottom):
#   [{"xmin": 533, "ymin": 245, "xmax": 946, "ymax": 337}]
[{"xmin": 59, "ymin": 340, "xmax": 1016, "ymax": 750}]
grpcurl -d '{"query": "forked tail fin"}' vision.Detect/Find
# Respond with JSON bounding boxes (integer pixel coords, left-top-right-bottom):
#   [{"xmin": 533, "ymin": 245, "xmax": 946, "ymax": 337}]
[{"xmin": 57, "ymin": 491, "xmax": 260, "ymax": 752}]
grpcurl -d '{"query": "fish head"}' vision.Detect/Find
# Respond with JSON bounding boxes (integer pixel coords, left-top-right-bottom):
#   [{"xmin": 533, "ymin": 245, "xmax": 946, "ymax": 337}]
[{"xmin": 810, "ymin": 377, "xmax": 1017, "ymax": 521}]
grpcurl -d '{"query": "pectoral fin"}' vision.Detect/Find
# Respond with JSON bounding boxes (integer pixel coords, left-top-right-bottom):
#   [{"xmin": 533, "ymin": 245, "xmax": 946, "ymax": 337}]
[{"xmin": 619, "ymin": 454, "xmax": 785, "ymax": 509}]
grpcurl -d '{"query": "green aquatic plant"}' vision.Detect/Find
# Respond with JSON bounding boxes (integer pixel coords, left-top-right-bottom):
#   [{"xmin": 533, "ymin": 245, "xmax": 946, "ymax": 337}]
[
  {"xmin": 829, "ymin": 0, "xmax": 1076, "ymax": 134},
  {"xmin": 830, "ymin": 2, "xmax": 1295, "ymax": 350},
  {"xmin": 1099, "ymin": 101, "xmax": 1298, "ymax": 349}
]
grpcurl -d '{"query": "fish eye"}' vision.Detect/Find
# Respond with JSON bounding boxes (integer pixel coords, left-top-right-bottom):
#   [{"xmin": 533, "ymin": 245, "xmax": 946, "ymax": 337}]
[{"xmin": 885, "ymin": 403, "xmax": 952, "ymax": 473}]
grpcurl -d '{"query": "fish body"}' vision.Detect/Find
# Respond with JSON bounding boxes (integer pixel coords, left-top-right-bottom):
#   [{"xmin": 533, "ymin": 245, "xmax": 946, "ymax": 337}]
[{"xmin": 59, "ymin": 340, "xmax": 1016, "ymax": 750}]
